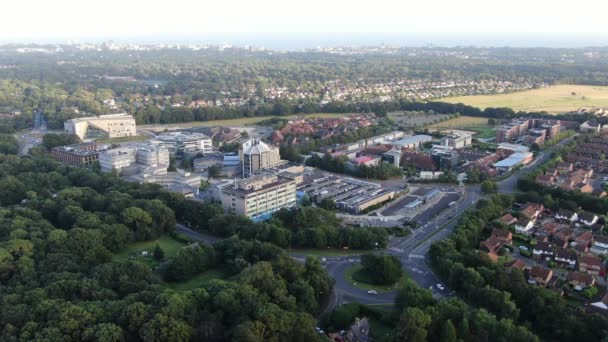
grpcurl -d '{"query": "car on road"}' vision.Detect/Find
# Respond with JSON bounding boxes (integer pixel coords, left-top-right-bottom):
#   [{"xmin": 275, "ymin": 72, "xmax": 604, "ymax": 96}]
[
  {"xmin": 367, "ymin": 290, "xmax": 378, "ymax": 295},
  {"xmin": 436, "ymin": 283, "xmax": 445, "ymax": 291}
]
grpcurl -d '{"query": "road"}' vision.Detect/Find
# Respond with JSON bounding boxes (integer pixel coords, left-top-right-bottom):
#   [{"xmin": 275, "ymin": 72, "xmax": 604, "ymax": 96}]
[{"xmin": 173, "ymin": 136, "xmax": 575, "ymax": 310}]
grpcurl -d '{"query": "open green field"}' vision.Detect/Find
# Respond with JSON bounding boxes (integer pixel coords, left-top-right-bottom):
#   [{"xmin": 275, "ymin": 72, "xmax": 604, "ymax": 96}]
[
  {"xmin": 139, "ymin": 113, "xmax": 346, "ymax": 130},
  {"xmin": 168, "ymin": 268, "xmax": 232, "ymax": 291},
  {"xmin": 113, "ymin": 236, "xmax": 188, "ymax": 269},
  {"xmin": 427, "ymin": 115, "xmax": 495, "ymax": 138},
  {"xmin": 444, "ymin": 84, "xmax": 608, "ymax": 114},
  {"xmin": 344, "ymin": 264, "xmax": 409, "ymax": 292}
]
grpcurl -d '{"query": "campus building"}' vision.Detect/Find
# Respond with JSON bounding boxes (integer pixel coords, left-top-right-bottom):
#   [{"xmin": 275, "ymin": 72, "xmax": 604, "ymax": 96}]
[
  {"xmin": 51, "ymin": 142, "xmax": 111, "ymax": 166},
  {"xmin": 239, "ymin": 138, "xmax": 282, "ymax": 178},
  {"xmin": 99, "ymin": 144, "xmax": 169, "ymax": 173},
  {"xmin": 441, "ymin": 133, "xmax": 472, "ymax": 149},
  {"xmin": 64, "ymin": 113, "xmax": 136, "ymax": 140},
  {"xmin": 152, "ymin": 131, "xmax": 213, "ymax": 156},
  {"xmin": 221, "ymin": 174, "xmax": 297, "ymax": 221}
]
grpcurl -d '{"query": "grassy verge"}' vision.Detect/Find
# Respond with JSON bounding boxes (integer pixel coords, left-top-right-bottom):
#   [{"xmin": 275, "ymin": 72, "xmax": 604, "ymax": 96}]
[
  {"xmin": 344, "ymin": 264, "xmax": 409, "ymax": 292},
  {"xmin": 113, "ymin": 236, "xmax": 188, "ymax": 269},
  {"xmin": 168, "ymin": 268, "xmax": 232, "ymax": 291}
]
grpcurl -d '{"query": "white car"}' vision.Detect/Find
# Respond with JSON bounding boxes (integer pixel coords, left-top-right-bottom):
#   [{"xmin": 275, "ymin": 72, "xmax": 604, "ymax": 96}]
[
  {"xmin": 436, "ymin": 283, "xmax": 445, "ymax": 291},
  {"xmin": 367, "ymin": 290, "xmax": 378, "ymax": 295}
]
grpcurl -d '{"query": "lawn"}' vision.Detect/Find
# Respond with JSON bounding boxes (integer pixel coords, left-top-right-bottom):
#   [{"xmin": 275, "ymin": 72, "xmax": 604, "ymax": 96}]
[
  {"xmin": 168, "ymin": 268, "xmax": 232, "ymax": 291},
  {"xmin": 113, "ymin": 236, "xmax": 188, "ymax": 269},
  {"xmin": 427, "ymin": 116, "xmax": 495, "ymax": 137},
  {"xmin": 443, "ymin": 84, "xmax": 608, "ymax": 114},
  {"xmin": 344, "ymin": 264, "xmax": 409, "ymax": 292},
  {"xmin": 138, "ymin": 113, "xmax": 346, "ymax": 129}
]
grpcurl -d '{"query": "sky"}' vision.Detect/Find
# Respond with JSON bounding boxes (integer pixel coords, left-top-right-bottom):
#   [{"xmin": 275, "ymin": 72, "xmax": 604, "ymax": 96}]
[{"xmin": 3, "ymin": 0, "xmax": 608, "ymax": 45}]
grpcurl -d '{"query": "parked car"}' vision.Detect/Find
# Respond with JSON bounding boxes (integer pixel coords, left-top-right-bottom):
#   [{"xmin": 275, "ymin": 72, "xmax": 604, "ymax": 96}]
[{"xmin": 367, "ymin": 290, "xmax": 378, "ymax": 295}]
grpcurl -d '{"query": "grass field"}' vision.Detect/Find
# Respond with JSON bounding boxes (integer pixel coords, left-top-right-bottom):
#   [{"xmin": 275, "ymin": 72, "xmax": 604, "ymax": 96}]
[
  {"xmin": 113, "ymin": 236, "xmax": 187, "ymax": 269},
  {"xmin": 444, "ymin": 84, "xmax": 608, "ymax": 114},
  {"xmin": 139, "ymin": 113, "xmax": 345, "ymax": 129},
  {"xmin": 427, "ymin": 115, "xmax": 495, "ymax": 138},
  {"xmin": 344, "ymin": 264, "xmax": 409, "ymax": 292},
  {"xmin": 168, "ymin": 268, "xmax": 232, "ymax": 291}
]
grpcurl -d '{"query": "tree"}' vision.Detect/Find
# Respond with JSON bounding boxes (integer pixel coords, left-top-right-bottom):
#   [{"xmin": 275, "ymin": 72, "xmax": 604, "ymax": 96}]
[
  {"xmin": 441, "ymin": 320, "xmax": 458, "ymax": 342},
  {"xmin": 320, "ymin": 198, "xmax": 336, "ymax": 211},
  {"xmin": 208, "ymin": 165, "xmax": 221, "ymax": 178},
  {"xmin": 481, "ymin": 180, "xmax": 498, "ymax": 194},
  {"xmin": 42, "ymin": 133, "xmax": 80, "ymax": 150},
  {"xmin": 360, "ymin": 253, "xmax": 402, "ymax": 285},
  {"xmin": 139, "ymin": 314, "xmax": 192, "ymax": 342},
  {"xmin": 153, "ymin": 243, "xmax": 165, "ymax": 261},
  {"xmin": 395, "ymin": 307, "xmax": 431, "ymax": 342}
]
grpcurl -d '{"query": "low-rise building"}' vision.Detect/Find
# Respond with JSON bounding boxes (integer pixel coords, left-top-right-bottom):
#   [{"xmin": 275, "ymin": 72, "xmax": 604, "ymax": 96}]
[
  {"xmin": 99, "ymin": 147, "xmax": 137, "ymax": 173},
  {"xmin": 515, "ymin": 218, "xmax": 535, "ymax": 236},
  {"xmin": 555, "ymin": 209, "xmax": 578, "ymax": 223},
  {"xmin": 567, "ymin": 271, "xmax": 596, "ymax": 290},
  {"xmin": 51, "ymin": 142, "xmax": 110, "ymax": 166},
  {"xmin": 533, "ymin": 241, "xmax": 555, "ymax": 260},
  {"xmin": 579, "ymin": 254, "xmax": 605, "ymax": 276},
  {"xmin": 591, "ymin": 235, "xmax": 608, "ymax": 255},
  {"xmin": 555, "ymin": 248, "xmax": 577, "ymax": 269},
  {"xmin": 528, "ymin": 266, "xmax": 553, "ymax": 287}
]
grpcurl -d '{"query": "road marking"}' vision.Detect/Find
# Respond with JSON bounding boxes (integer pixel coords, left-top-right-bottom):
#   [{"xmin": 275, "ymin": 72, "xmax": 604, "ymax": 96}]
[
  {"xmin": 408, "ymin": 254, "xmax": 424, "ymax": 259},
  {"xmin": 389, "ymin": 247, "xmax": 404, "ymax": 253}
]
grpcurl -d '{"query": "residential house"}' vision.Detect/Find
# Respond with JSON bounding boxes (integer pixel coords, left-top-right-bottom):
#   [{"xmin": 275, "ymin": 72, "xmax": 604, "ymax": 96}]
[
  {"xmin": 535, "ymin": 221, "xmax": 561, "ymax": 239},
  {"xmin": 479, "ymin": 237, "xmax": 505, "ymax": 262},
  {"xmin": 580, "ymin": 212, "xmax": 599, "ymax": 226},
  {"xmin": 574, "ymin": 231, "xmax": 594, "ymax": 250},
  {"xmin": 555, "ymin": 248, "xmax": 577, "ymax": 269},
  {"xmin": 552, "ymin": 228, "xmax": 575, "ymax": 248},
  {"xmin": 496, "ymin": 213, "xmax": 517, "ymax": 226},
  {"xmin": 567, "ymin": 271, "xmax": 596, "ymax": 290},
  {"xmin": 579, "ymin": 254, "xmax": 605, "ymax": 276},
  {"xmin": 521, "ymin": 203, "xmax": 544, "ymax": 220},
  {"xmin": 591, "ymin": 293, "xmax": 608, "ymax": 312},
  {"xmin": 491, "ymin": 228, "xmax": 513, "ymax": 244},
  {"xmin": 591, "ymin": 235, "xmax": 608, "ymax": 255},
  {"xmin": 533, "ymin": 241, "xmax": 555, "ymax": 260},
  {"xmin": 506, "ymin": 259, "xmax": 528, "ymax": 271},
  {"xmin": 515, "ymin": 218, "xmax": 535, "ymax": 236},
  {"xmin": 555, "ymin": 209, "xmax": 578, "ymax": 223},
  {"xmin": 528, "ymin": 266, "xmax": 554, "ymax": 287}
]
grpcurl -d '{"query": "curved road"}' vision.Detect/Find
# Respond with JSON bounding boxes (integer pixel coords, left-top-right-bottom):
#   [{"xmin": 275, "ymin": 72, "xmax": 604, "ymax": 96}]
[{"xmin": 175, "ymin": 136, "xmax": 576, "ymax": 310}]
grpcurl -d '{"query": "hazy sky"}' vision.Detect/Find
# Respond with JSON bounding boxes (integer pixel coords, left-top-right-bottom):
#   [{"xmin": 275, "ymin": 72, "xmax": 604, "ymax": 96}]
[{"xmin": 3, "ymin": 0, "xmax": 608, "ymax": 41}]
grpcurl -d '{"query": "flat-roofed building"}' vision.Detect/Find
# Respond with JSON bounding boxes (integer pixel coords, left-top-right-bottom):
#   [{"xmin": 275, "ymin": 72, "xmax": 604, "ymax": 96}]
[
  {"xmin": 99, "ymin": 147, "xmax": 137, "ymax": 173},
  {"xmin": 51, "ymin": 142, "xmax": 110, "ymax": 166},
  {"xmin": 64, "ymin": 113, "xmax": 136, "ymax": 140},
  {"xmin": 441, "ymin": 133, "xmax": 472, "ymax": 149},
  {"xmin": 221, "ymin": 174, "xmax": 297, "ymax": 221},
  {"xmin": 152, "ymin": 131, "xmax": 213, "ymax": 155}
]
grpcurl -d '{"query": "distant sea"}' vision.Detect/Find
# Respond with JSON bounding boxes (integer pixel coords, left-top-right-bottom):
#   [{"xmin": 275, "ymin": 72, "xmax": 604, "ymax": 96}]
[{"xmin": 6, "ymin": 33, "xmax": 608, "ymax": 49}]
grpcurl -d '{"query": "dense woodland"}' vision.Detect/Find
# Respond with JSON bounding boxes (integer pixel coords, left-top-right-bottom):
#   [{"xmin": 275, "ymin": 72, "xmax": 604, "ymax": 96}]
[{"xmin": 0, "ymin": 150, "xmax": 339, "ymax": 341}]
